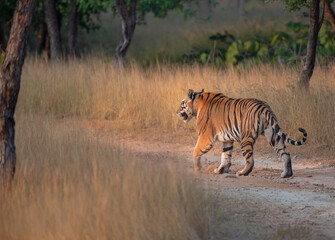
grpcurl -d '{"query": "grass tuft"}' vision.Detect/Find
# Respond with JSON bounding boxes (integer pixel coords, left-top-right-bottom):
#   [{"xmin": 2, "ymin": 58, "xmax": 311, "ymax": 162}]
[{"xmin": 0, "ymin": 113, "xmax": 215, "ymax": 240}]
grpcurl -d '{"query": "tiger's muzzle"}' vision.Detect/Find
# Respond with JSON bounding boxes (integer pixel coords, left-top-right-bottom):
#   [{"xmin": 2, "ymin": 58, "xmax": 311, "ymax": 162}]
[
  {"xmin": 178, "ymin": 111, "xmax": 189, "ymax": 122},
  {"xmin": 177, "ymin": 111, "xmax": 192, "ymax": 123}
]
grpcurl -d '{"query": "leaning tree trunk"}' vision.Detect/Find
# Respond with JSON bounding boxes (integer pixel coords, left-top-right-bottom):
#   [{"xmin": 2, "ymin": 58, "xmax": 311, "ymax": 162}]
[
  {"xmin": 298, "ymin": 0, "xmax": 320, "ymax": 90},
  {"xmin": 66, "ymin": 0, "xmax": 79, "ymax": 57},
  {"xmin": 322, "ymin": 0, "xmax": 335, "ymax": 31},
  {"xmin": 0, "ymin": 0, "xmax": 37, "ymax": 187},
  {"xmin": 44, "ymin": 0, "xmax": 62, "ymax": 61},
  {"xmin": 114, "ymin": 0, "xmax": 137, "ymax": 67}
]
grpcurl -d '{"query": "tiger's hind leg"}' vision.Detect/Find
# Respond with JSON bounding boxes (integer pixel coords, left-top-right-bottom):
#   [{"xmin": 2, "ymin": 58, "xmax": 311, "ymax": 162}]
[
  {"xmin": 193, "ymin": 135, "xmax": 215, "ymax": 171},
  {"xmin": 264, "ymin": 126, "xmax": 293, "ymax": 178},
  {"xmin": 237, "ymin": 137, "xmax": 255, "ymax": 176},
  {"xmin": 214, "ymin": 142, "xmax": 233, "ymax": 174}
]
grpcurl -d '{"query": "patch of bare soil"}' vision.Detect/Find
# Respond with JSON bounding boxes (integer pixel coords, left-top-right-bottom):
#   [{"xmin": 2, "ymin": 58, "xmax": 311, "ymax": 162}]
[{"xmin": 61, "ymin": 118, "xmax": 335, "ymax": 239}]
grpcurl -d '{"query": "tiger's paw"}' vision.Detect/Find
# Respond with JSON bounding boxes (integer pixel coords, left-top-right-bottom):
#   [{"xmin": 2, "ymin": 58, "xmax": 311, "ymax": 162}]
[
  {"xmin": 222, "ymin": 166, "xmax": 230, "ymax": 173},
  {"xmin": 236, "ymin": 171, "xmax": 249, "ymax": 176},
  {"xmin": 281, "ymin": 170, "xmax": 293, "ymax": 178},
  {"xmin": 214, "ymin": 167, "xmax": 229, "ymax": 174}
]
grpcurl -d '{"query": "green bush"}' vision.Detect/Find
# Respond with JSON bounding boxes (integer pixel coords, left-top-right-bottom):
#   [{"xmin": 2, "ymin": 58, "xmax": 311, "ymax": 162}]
[{"xmin": 183, "ymin": 21, "xmax": 335, "ymax": 66}]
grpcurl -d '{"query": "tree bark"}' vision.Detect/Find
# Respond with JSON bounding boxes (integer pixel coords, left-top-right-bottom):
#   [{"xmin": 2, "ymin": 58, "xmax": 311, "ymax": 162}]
[
  {"xmin": 298, "ymin": 0, "xmax": 320, "ymax": 90},
  {"xmin": 44, "ymin": 0, "xmax": 62, "ymax": 61},
  {"xmin": 37, "ymin": 21, "xmax": 50, "ymax": 58},
  {"xmin": 114, "ymin": 0, "xmax": 137, "ymax": 67},
  {"xmin": 0, "ymin": 0, "xmax": 37, "ymax": 188},
  {"xmin": 66, "ymin": 0, "xmax": 79, "ymax": 57},
  {"xmin": 322, "ymin": 0, "xmax": 335, "ymax": 31}
]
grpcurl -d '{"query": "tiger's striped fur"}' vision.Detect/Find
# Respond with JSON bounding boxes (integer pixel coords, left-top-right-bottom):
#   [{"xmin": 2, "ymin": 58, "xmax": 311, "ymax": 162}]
[{"xmin": 177, "ymin": 89, "xmax": 307, "ymax": 178}]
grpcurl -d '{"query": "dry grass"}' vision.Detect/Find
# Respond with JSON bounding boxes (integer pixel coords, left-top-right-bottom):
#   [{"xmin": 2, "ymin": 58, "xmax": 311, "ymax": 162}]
[
  {"xmin": 19, "ymin": 57, "xmax": 335, "ymax": 146},
  {"xmin": 0, "ymin": 114, "xmax": 215, "ymax": 240},
  {"xmin": 1, "ymin": 56, "xmax": 324, "ymax": 239}
]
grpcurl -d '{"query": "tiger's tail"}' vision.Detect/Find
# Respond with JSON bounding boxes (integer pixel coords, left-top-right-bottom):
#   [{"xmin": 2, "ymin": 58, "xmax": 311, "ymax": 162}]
[{"xmin": 273, "ymin": 123, "xmax": 307, "ymax": 146}]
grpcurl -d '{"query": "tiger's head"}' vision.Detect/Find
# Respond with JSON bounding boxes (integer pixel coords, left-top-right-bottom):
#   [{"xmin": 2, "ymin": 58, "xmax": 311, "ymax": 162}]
[{"xmin": 177, "ymin": 89, "xmax": 204, "ymax": 123}]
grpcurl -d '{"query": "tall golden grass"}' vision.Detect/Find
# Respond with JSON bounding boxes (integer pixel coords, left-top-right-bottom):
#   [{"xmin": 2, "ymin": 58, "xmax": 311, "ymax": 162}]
[
  {"xmin": 0, "ymin": 114, "xmax": 214, "ymax": 240},
  {"xmin": 0, "ymin": 57, "xmax": 320, "ymax": 239},
  {"xmin": 19, "ymin": 57, "xmax": 335, "ymax": 145}
]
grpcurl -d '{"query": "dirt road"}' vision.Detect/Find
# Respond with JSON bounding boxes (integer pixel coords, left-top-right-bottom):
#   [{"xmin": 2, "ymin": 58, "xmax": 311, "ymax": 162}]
[{"xmin": 73, "ymin": 119, "xmax": 335, "ymax": 239}]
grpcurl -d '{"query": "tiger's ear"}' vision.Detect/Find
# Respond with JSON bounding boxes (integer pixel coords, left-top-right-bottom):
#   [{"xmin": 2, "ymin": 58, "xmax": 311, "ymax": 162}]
[
  {"xmin": 200, "ymin": 89, "xmax": 204, "ymax": 93},
  {"xmin": 188, "ymin": 89, "xmax": 195, "ymax": 99}
]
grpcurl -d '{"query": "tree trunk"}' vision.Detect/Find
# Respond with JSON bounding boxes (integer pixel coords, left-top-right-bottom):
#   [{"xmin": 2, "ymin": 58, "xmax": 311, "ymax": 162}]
[
  {"xmin": 298, "ymin": 0, "xmax": 320, "ymax": 90},
  {"xmin": 37, "ymin": 21, "xmax": 50, "ymax": 57},
  {"xmin": 66, "ymin": 0, "xmax": 79, "ymax": 57},
  {"xmin": 0, "ymin": 0, "xmax": 37, "ymax": 188},
  {"xmin": 44, "ymin": 0, "xmax": 62, "ymax": 61},
  {"xmin": 322, "ymin": 0, "xmax": 335, "ymax": 31},
  {"xmin": 114, "ymin": 0, "xmax": 137, "ymax": 67}
]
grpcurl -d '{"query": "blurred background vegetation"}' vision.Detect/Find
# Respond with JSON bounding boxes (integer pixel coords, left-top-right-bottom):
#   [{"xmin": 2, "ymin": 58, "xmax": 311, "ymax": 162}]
[{"xmin": 1, "ymin": 0, "xmax": 334, "ymax": 66}]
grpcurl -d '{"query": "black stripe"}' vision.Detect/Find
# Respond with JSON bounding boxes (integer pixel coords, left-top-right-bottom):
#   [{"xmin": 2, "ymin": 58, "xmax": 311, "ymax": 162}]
[
  {"xmin": 244, "ymin": 152, "xmax": 253, "ymax": 159},
  {"xmin": 241, "ymin": 142, "xmax": 252, "ymax": 148},
  {"xmin": 242, "ymin": 149, "xmax": 252, "ymax": 157},
  {"xmin": 222, "ymin": 146, "xmax": 233, "ymax": 152},
  {"xmin": 204, "ymin": 93, "xmax": 210, "ymax": 103},
  {"xmin": 281, "ymin": 134, "xmax": 286, "ymax": 141},
  {"xmin": 227, "ymin": 106, "xmax": 232, "ymax": 129},
  {"xmin": 276, "ymin": 148, "xmax": 283, "ymax": 154}
]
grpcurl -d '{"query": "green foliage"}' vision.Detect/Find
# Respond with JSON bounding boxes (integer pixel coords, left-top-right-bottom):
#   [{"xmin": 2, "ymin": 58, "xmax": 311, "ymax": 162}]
[
  {"xmin": 137, "ymin": 0, "xmax": 184, "ymax": 18},
  {"xmin": 265, "ymin": 0, "xmax": 312, "ymax": 12},
  {"xmin": 282, "ymin": 0, "xmax": 312, "ymax": 11},
  {"xmin": 108, "ymin": 0, "xmax": 190, "ymax": 19},
  {"xmin": 0, "ymin": 51, "xmax": 4, "ymax": 64},
  {"xmin": 0, "ymin": 0, "xmax": 16, "ymax": 45},
  {"xmin": 59, "ymin": 0, "xmax": 108, "ymax": 32},
  {"xmin": 182, "ymin": 21, "xmax": 335, "ymax": 66},
  {"xmin": 225, "ymin": 40, "xmax": 268, "ymax": 65},
  {"xmin": 225, "ymin": 41, "xmax": 240, "ymax": 64},
  {"xmin": 316, "ymin": 25, "xmax": 335, "ymax": 62},
  {"xmin": 0, "ymin": 0, "xmax": 16, "ymax": 23}
]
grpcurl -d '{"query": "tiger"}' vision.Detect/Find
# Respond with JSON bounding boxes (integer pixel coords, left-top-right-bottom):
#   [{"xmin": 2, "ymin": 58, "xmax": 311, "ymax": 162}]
[{"xmin": 177, "ymin": 89, "xmax": 307, "ymax": 178}]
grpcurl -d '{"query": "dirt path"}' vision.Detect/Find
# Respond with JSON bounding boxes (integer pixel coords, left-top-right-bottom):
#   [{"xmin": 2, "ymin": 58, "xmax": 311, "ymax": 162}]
[
  {"xmin": 64, "ymin": 118, "xmax": 335, "ymax": 239},
  {"xmin": 119, "ymin": 137, "xmax": 335, "ymax": 239}
]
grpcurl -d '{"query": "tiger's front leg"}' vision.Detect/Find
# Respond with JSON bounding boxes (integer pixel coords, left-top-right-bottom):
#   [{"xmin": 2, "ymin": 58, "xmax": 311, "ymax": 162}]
[{"xmin": 193, "ymin": 135, "xmax": 214, "ymax": 171}]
